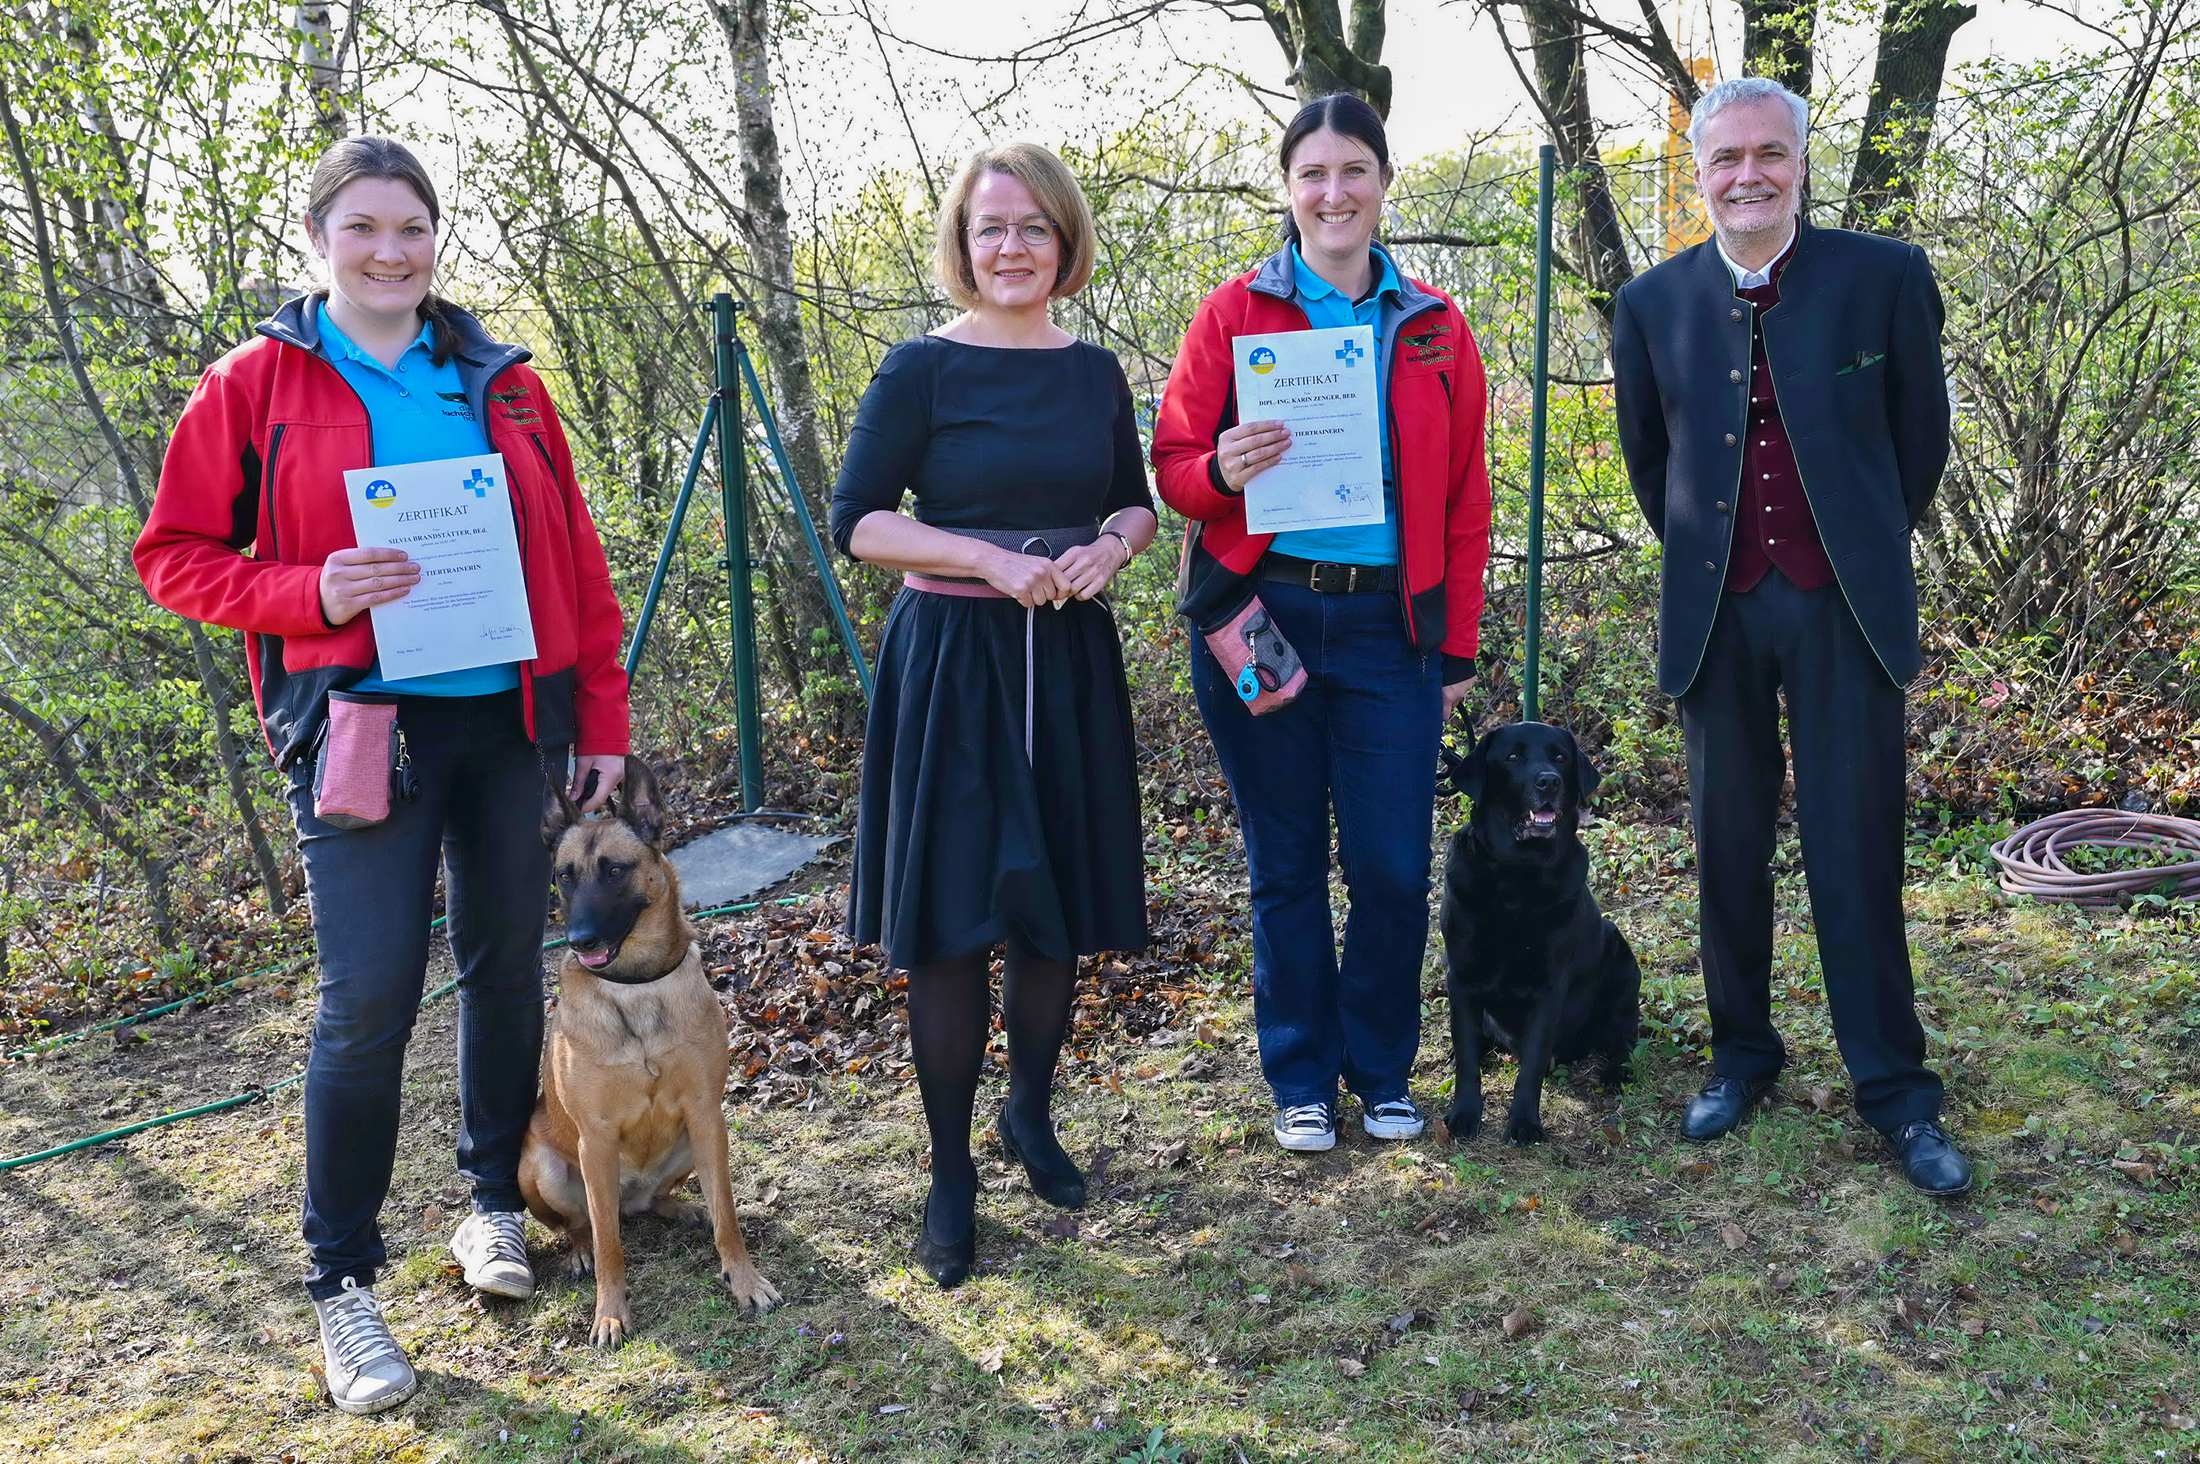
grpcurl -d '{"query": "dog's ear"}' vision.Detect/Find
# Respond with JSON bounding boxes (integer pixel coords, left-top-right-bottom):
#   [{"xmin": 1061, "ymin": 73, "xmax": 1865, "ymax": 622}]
[
  {"xmin": 1453, "ymin": 728, "xmax": 1493, "ymax": 804},
  {"xmin": 1566, "ymin": 728, "xmax": 1603, "ymax": 802},
  {"xmin": 615, "ymin": 754, "xmax": 667, "ymax": 848},
  {"xmin": 542, "ymin": 775, "xmax": 582, "ymax": 851}
]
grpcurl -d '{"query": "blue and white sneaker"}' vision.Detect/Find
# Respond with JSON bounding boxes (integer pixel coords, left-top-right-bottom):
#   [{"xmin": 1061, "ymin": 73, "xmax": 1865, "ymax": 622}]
[
  {"xmin": 1362, "ymin": 1096, "xmax": 1427, "ymax": 1140},
  {"xmin": 1273, "ymin": 1102, "xmax": 1337, "ymax": 1152}
]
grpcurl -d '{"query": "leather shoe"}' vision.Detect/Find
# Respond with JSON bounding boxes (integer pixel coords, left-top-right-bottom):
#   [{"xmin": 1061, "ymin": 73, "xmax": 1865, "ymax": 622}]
[
  {"xmin": 999, "ymin": 1108, "xmax": 1087, "ymax": 1210},
  {"xmin": 915, "ymin": 1183, "xmax": 975, "ymax": 1288},
  {"xmin": 1888, "ymin": 1119, "xmax": 1974, "ymax": 1197},
  {"xmin": 1682, "ymin": 1075, "xmax": 1775, "ymax": 1142}
]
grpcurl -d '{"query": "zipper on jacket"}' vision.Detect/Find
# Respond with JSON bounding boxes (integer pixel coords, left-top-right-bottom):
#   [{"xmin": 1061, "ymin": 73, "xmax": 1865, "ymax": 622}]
[
  {"xmin": 500, "ymin": 373, "xmax": 546, "ymax": 742},
  {"xmin": 263, "ymin": 424, "xmax": 288, "ymax": 561},
  {"xmin": 1379, "ymin": 295, "xmax": 1447, "ymax": 648}
]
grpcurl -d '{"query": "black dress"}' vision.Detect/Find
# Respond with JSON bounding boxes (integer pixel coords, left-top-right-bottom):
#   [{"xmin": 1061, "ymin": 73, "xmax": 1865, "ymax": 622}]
[{"xmin": 830, "ymin": 335, "xmax": 1154, "ymax": 970}]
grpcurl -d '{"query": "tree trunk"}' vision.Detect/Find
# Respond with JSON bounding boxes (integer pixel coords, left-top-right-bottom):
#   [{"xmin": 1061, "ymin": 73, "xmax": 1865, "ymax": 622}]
[
  {"xmin": 1277, "ymin": 0, "xmax": 1392, "ymax": 116},
  {"xmin": 1740, "ymin": 0, "xmax": 1819, "ymax": 95},
  {"xmin": 709, "ymin": 0, "xmax": 839, "ymax": 701},
  {"xmin": 186, "ymin": 628, "xmax": 290, "ymax": 922},
  {"xmin": 1843, "ymin": 0, "xmax": 1975, "ymax": 235},
  {"xmin": 295, "ymin": 0, "xmax": 349, "ymax": 141},
  {"xmin": 1520, "ymin": 1, "xmax": 1634, "ymax": 323}
]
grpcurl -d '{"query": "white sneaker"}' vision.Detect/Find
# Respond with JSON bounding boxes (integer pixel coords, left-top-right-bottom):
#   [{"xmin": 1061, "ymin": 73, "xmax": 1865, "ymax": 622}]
[
  {"xmin": 1274, "ymin": 1102, "xmax": 1337, "ymax": 1152},
  {"xmin": 450, "ymin": 1210, "xmax": 535, "ymax": 1299},
  {"xmin": 314, "ymin": 1277, "xmax": 419, "ymax": 1415},
  {"xmin": 1362, "ymin": 1096, "xmax": 1427, "ymax": 1140}
]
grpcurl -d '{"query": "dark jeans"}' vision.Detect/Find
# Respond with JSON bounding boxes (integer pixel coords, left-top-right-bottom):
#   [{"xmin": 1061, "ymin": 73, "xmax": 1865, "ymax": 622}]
[
  {"xmin": 1680, "ymin": 570, "xmax": 1943, "ymax": 1133},
  {"xmin": 284, "ymin": 690, "xmax": 557, "ymax": 1301},
  {"xmin": 1191, "ymin": 579, "xmax": 1442, "ymax": 1110}
]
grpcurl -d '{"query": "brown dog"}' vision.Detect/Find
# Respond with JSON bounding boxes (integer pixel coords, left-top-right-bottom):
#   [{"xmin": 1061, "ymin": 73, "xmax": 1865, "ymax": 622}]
[{"xmin": 521, "ymin": 756, "xmax": 779, "ymax": 1347}]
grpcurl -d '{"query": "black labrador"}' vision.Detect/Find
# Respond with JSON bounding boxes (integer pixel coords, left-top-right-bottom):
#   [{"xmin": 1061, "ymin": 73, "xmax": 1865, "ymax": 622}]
[{"xmin": 1439, "ymin": 722, "xmax": 1641, "ymax": 1145}]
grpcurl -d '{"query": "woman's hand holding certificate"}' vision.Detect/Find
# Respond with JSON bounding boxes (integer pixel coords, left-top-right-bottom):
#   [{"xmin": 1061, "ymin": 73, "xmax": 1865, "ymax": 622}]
[{"xmin": 318, "ymin": 545, "xmax": 421, "ymax": 625}]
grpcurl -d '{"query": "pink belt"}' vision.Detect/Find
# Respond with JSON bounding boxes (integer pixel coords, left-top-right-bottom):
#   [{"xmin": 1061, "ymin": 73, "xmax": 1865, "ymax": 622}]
[{"xmin": 901, "ymin": 573, "xmax": 1009, "ymax": 598}]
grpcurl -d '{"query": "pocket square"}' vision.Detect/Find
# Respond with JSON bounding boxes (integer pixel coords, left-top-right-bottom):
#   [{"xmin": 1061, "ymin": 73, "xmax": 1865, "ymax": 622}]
[{"xmin": 1836, "ymin": 351, "xmax": 1886, "ymax": 375}]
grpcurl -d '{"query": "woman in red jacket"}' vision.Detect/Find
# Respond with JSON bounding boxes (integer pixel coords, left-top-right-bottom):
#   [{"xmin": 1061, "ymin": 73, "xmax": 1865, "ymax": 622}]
[
  {"xmin": 1151, "ymin": 95, "xmax": 1492, "ymax": 1155},
  {"xmin": 134, "ymin": 137, "xmax": 628, "ymax": 1415}
]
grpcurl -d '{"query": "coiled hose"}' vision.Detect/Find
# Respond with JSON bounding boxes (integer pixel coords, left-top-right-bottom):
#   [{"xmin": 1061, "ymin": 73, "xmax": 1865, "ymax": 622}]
[{"xmin": 1988, "ymin": 809, "xmax": 2200, "ymax": 908}]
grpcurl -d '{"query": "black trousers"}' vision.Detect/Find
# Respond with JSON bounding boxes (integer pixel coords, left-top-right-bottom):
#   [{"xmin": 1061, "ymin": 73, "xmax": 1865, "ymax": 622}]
[
  {"xmin": 284, "ymin": 691, "xmax": 557, "ymax": 1300},
  {"xmin": 1679, "ymin": 570, "xmax": 1943, "ymax": 1133}
]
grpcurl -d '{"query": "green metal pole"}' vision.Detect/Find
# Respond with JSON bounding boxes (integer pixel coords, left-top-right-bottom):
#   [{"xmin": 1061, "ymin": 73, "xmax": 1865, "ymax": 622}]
[
  {"xmin": 622, "ymin": 393, "xmax": 720, "ymax": 676},
  {"xmin": 733, "ymin": 337, "xmax": 873, "ymax": 702},
  {"xmin": 714, "ymin": 294, "xmax": 765, "ymax": 811},
  {"xmin": 1525, "ymin": 144, "xmax": 1555, "ymax": 726}
]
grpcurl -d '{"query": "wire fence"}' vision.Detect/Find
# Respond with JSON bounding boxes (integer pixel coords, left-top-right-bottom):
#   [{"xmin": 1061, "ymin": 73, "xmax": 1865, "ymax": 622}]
[{"xmin": 2, "ymin": 52, "xmax": 2197, "ymax": 1032}]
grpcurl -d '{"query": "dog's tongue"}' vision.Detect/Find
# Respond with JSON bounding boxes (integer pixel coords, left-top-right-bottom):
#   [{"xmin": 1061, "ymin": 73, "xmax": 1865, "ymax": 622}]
[
  {"xmin": 576, "ymin": 948, "xmax": 613, "ymax": 969},
  {"xmin": 1529, "ymin": 809, "xmax": 1558, "ymax": 826}
]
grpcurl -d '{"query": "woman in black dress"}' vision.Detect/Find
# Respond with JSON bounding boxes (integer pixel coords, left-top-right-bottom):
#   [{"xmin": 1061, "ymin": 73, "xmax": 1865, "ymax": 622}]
[{"xmin": 829, "ymin": 143, "xmax": 1158, "ymax": 1287}]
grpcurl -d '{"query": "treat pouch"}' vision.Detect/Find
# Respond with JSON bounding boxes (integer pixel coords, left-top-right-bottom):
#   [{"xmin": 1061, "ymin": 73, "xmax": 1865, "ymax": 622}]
[
  {"xmin": 312, "ymin": 693, "xmax": 403, "ymax": 829},
  {"xmin": 1202, "ymin": 595, "xmax": 1307, "ymax": 716}
]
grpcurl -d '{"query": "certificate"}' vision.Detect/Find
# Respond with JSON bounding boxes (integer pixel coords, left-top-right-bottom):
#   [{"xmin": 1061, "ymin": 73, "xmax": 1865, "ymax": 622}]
[
  {"xmin": 343, "ymin": 452, "xmax": 537, "ymax": 680},
  {"xmin": 1231, "ymin": 324, "xmax": 1385, "ymax": 534}
]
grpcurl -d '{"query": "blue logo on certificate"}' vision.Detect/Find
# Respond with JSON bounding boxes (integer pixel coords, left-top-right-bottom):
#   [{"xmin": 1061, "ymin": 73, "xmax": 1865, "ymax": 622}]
[
  {"xmin": 1335, "ymin": 339, "xmax": 1364, "ymax": 368},
  {"xmin": 363, "ymin": 480, "xmax": 397, "ymax": 508},
  {"xmin": 463, "ymin": 467, "xmax": 497, "ymax": 498},
  {"xmin": 1248, "ymin": 346, "xmax": 1277, "ymax": 375}
]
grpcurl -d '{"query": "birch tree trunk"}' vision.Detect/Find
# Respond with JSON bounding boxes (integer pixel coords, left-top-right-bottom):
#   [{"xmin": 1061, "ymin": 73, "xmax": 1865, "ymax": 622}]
[{"xmin": 296, "ymin": 0, "xmax": 349, "ymax": 141}]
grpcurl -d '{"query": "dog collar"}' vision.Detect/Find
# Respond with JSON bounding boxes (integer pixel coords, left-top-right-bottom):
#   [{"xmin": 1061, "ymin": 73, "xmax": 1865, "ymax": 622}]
[{"xmin": 572, "ymin": 961, "xmax": 675, "ymax": 986}]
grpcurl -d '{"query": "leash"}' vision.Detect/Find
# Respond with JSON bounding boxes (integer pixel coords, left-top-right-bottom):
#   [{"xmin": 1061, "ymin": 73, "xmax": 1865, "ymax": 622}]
[
  {"xmin": 1019, "ymin": 534, "xmax": 1052, "ymax": 763},
  {"xmin": 902, "ymin": 524, "xmax": 1101, "ymax": 764}
]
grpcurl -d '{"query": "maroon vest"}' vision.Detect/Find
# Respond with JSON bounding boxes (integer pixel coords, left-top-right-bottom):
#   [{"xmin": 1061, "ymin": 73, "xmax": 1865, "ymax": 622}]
[{"xmin": 1727, "ymin": 241, "xmax": 1835, "ymax": 594}]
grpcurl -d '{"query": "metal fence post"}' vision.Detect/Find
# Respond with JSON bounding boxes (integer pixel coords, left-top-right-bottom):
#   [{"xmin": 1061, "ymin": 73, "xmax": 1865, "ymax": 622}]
[
  {"xmin": 1525, "ymin": 144, "xmax": 1555, "ymax": 726},
  {"xmin": 621, "ymin": 394, "xmax": 719, "ymax": 676},
  {"xmin": 714, "ymin": 293, "xmax": 765, "ymax": 811}
]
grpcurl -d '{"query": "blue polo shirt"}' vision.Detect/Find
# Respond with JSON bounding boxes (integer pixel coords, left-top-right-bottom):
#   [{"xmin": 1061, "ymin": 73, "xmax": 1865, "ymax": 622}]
[
  {"xmin": 1268, "ymin": 245, "xmax": 1401, "ymax": 567},
  {"xmin": 319, "ymin": 302, "xmax": 519, "ymax": 697}
]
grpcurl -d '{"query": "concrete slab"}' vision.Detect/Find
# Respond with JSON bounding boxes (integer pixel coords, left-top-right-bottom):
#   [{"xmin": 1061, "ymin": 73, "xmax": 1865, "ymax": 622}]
[{"xmin": 668, "ymin": 822, "xmax": 840, "ymax": 910}]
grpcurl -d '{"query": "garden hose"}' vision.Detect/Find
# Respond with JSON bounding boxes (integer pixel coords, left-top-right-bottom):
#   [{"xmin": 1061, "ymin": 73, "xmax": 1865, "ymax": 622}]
[
  {"xmin": 1988, "ymin": 809, "xmax": 2200, "ymax": 908},
  {"xmin": 0, "ymin": 897, "xmax": 807, "ymax": 1172}
]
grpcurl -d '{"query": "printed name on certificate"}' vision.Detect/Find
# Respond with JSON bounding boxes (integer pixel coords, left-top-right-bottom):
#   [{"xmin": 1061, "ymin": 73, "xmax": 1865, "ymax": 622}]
[
  {"xmin": 1230, "ymin": 324, "xmax": 1385, "ymax": 535},
  {"xmin": 344, "ymin": 452, "xmax": 538, "ymax": 681}
]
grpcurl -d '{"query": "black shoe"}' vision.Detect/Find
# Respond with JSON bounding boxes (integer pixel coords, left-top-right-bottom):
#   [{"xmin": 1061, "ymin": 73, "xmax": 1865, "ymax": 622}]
[
  {"xmin": 915, "ymin": 1192, "xmax": 975, "ymax": 1289},
  {"xmin": 1887, "ymin": 1119, "xmax": 1974, "ymax": 1197},
  {"xmin": 1682, "ymin": 1075, "xmax": 1775, "ymax": 1142},
  {"xmin": 999, "ymin": 1108, "xmax": 1087, "ymax": 1210}
]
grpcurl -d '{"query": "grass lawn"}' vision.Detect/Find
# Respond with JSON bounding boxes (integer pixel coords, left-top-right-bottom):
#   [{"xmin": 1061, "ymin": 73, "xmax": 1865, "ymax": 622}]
[{"xmin": 0, "ymin": 820, "xmax": 2194, "ymax": 1463}]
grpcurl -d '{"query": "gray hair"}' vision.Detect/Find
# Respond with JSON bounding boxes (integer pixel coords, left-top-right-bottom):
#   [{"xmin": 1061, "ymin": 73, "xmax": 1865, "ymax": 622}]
[{"xmin": 1687, "ymin": 77, "xmax": 1809, "ymax": 153}]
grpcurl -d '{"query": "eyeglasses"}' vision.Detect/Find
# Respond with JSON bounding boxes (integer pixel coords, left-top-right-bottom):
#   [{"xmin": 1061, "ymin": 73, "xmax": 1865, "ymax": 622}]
[{"xmin": 969, "ymin": 216, "xmax": 1058, "ymax": 248}]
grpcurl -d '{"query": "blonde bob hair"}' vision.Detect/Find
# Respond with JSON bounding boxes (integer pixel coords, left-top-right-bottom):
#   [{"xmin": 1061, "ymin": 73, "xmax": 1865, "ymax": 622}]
[{"xmin": 932, "ymin": 143, "xmax": 1096, "ymax": 310}]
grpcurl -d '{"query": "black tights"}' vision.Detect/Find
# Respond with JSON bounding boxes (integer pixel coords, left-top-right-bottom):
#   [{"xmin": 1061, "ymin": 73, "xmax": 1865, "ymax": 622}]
[{"xmin": 906, "ymin": 937, "xmax": 1077, "ymax": 1243}]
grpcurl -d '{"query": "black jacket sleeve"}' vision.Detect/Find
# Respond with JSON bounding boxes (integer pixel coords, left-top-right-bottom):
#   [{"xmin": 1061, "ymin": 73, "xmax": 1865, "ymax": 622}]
[
  {"xmin": 1886, "ymin": 243, "xmax": 1952, "ymax": 532},
  {"xmin": 1610, "ymin": 286, "xmax": 1670, "ymax": 542}
]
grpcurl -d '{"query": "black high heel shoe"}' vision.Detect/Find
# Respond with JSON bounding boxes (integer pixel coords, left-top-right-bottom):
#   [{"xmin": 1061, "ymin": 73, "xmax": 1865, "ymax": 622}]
[
  {"xmin": 915, "ymin": 1186, "xmax": 975, "ymax": 1289},
  {"xmin": 999, "ymin": 1108, "xmax": 1087, "ymax": 1210}
]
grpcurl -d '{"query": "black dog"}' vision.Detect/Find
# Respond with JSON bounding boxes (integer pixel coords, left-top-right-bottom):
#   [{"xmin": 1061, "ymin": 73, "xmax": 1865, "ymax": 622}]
[{"xmin": 1439, "ymin": 722, "xmax": 1641, "ymax": 1145}]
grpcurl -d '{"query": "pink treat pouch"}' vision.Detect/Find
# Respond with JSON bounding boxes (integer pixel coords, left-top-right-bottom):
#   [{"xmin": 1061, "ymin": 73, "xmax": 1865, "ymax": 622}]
[
  {"xmin": 313, "ymin": 694, "xmax": 399, "ymax": 829},
  {"xmin": 1202, "ymin": 595, "xmax": 1307, "ymax": 716}
]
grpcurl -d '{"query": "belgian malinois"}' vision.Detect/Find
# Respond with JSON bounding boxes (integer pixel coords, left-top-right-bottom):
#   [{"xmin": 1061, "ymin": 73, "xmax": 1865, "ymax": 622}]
[{"xmin": 521, "ymin": 756, "xmax": 780, "ymax": 1347}]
